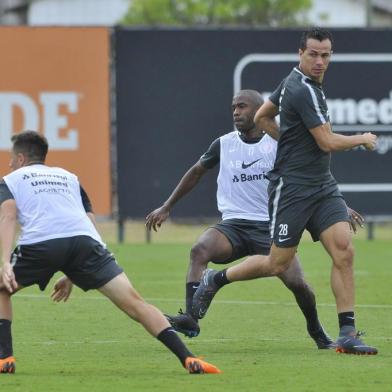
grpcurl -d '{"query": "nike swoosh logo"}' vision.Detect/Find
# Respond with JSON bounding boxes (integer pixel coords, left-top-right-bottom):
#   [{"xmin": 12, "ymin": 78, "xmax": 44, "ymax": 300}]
[
  {"xmin": 242, "ymin": 158, "xmax": 262, "ymax": 169},
  {"xmin": 278, "ymin": 237, "xmax": 291, "ymax": 242}
]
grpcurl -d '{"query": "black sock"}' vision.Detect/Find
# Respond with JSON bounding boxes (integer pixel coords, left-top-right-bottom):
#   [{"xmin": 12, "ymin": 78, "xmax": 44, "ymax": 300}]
[
  {"xmin": 213, "ymin": 269, "xmax": 230, "ymax": 288},
  {"xmin": 0, "ymin": 319, "xmax": 13, "ymax": 359},
  {"xmin": 185, "ymin": 282, "xmax": 199, "ymax": 316},
  {"xmin": 157, "ymin": 327, "xmax": 193, "ymax": 366},
  {"xmin": 338, "ymin": 311, "xmax": 355, "ymax": 331}
]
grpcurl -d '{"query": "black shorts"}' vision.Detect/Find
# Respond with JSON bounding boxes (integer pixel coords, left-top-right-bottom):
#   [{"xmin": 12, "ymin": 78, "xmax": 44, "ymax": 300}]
[
  {"xmin": 11, "ymin": 235, "xmax": 123, "ymax": 291},
  {"xmin": 212, "ymin": 219, "xmax": 271, "ymax": 263},
  {"xmin": 268, "ymin": 179, "xmax": 350, "ymax": 248}
]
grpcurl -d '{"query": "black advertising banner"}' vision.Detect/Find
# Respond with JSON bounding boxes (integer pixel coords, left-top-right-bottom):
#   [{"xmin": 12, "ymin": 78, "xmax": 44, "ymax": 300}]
[{"xmin": 115, "ymin": 29, "xmax": 392, "ymax": 218}]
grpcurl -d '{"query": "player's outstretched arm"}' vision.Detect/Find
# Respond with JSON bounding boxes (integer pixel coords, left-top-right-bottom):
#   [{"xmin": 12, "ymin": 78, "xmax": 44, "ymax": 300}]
[
  {"xmin": 145, "ymin": 162, "xmax": 208, "ymax": 231},
  {"xmin": 254, "ymin": 99, "xmax": 280, "ymax": 141},
  {"xmin": 310, "ymin": 123, "xmax": 377, "ymax": 152}
]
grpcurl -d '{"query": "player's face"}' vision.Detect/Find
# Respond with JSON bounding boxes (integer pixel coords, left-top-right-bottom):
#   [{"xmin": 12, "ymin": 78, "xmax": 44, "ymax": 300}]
[
  {"xmin": 299, "ymin": 38, "xmax": 332, "ymax": 82},
  {"xmin": 232, "ymin": 95, "xmax": 258, "ymax": 132}
]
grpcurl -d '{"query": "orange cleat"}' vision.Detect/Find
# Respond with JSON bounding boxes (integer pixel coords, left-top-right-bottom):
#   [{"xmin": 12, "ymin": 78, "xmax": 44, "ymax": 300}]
[
  {"xmin": 0, "ymin": 356, "xmax": 15, "ymax": 374},
  {"xmin": 185, "ymin": 357, "xmax": 222, "ymax": 374}
]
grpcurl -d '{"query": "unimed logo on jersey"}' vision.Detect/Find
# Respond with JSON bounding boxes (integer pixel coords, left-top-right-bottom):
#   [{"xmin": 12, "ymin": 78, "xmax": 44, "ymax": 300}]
[{"xmin": 0, "ymin": 92, "xmax": 79, "ymax": 150}]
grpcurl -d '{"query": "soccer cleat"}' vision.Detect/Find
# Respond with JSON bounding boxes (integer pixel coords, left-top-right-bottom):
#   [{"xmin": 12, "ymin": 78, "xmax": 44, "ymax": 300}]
[
  {"xmin": 185, "ymin": 357, "xmax": 222, "ymax": 374},
  {"xmin": 165, "ymin": 309, "xmax": 200, "ymax": 338},
  {"xmin": 336, "ymin": 331, "xmax": 378, "ymax": 355},
  {"xmin": 192, "ymin": 269, "xmax": 220, "ymax": 319},
  {"xmin": 308, "ymin": 326, "xmax": 337, "ymax": 349},
  {"xmin": 0, "ymin": 356, "xmax": 15, "ymax": 374}
]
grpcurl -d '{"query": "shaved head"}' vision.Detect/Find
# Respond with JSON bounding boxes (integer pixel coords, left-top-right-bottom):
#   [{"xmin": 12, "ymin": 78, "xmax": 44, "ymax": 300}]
[
  {"xmin": 232, "ymin": 89, "xmax": 264, "ymax": 133},
  {"xmin": 233, "ymin": 90, "xmax": 264, "ymax": 107}
]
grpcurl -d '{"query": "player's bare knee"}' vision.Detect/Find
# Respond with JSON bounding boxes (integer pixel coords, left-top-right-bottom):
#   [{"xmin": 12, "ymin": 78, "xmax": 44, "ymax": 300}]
[
  {"xmin": 190, "ymin": 242, "xmax": 209, "ymax": 264},
  {"xmin": 335, "ymin": 238, "xmax": 354, "ymax": 259},
  {"xmin": 346, "ymin": 244, "xmax": 355, "ymax": 261},
  {"xmin": 333, "ymin": 244, "xmax": 354, "ymax": 270},
  {"xmin": 271, "ymin": 262, "xmax": 290, "ymax": 276}
]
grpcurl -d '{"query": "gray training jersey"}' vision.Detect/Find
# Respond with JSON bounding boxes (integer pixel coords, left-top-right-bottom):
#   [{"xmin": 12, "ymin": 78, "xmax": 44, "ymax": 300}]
[{"xmin": 269, "ymin": 67, "xmax": 336, "ymax": 186}]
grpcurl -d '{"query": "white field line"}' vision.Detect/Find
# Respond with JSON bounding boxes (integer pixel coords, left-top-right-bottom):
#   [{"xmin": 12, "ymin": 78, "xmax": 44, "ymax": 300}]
[
  {"xmin": 14, "ymin": 293, "xmax": 392, "ymax": 309},
  {"xmin": 17, "ymin": 336, "xmax": 391, "ymax": 346}
]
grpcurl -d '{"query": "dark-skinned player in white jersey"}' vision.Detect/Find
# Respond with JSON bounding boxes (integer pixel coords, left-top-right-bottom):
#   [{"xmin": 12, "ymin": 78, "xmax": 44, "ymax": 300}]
[
  {"xmin": 192, "ymin": 28, "xmax": 378, "ymax": 355},
  {"xmin": 0, "ymin": 131, "xmax": 221, "ymax": 374},
  {"xmin": 146, "ymin": 89, "xmax": 363, "ymax": 349}
]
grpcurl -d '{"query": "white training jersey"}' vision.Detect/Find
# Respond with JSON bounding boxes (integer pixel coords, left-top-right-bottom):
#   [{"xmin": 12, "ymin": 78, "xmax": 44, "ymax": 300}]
[
  {"xmin": 3, "ymin": 164, "xmax": 103, "ymax": 245},
  {"xmin": 217, "ymin": 131, "xmax": 277, "ymax": 221}
]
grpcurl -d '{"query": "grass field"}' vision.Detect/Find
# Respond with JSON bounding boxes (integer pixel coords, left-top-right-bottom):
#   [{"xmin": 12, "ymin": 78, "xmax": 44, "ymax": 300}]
[{"xmin": 1, "ymin": 224, "xmax": 391, "ymax": 391}]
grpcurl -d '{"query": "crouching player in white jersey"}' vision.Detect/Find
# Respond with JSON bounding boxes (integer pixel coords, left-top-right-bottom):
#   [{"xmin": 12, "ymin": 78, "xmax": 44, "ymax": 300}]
[
  {"xmin": 146, "ymin": 90, "xmax": 363, "ymax": 348},
  {"xmin": 0, "ymin": 130, "xmax": 221, "ymax": 374}
]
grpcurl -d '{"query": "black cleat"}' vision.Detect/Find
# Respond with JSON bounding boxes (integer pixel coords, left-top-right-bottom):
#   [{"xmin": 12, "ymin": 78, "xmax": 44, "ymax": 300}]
[
  {"xmin": 336, "ymin": 331, "xmax": 378, "ymax": 355},
  {"xmin": 165, "ymin": 309, "xmax": 200, "ymax": 338},
  {"xmin": 308, "ymin": 326, "xmax": 337, "ymax": 349},
  {"xmin": 192, "ymin": 269, "xmax": 220, "ymax": 319}
]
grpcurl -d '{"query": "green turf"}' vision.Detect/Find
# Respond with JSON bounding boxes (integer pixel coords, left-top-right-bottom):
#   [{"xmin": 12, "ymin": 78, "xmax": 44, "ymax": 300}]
[{"xmin": 2, "ymin": 239, "xmax": 391, "ymax": 391}]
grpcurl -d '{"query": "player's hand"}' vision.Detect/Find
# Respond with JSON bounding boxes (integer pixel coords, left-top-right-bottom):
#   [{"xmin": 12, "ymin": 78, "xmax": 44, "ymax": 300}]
[
  {"xmin": 362, "ymin": 132, "xmax": 377, "ymax": 150},
  {"xmin": 347, "ymin": 207, "xmax": 364, "ymax": 234},
  {"xmin": 0, "ymin": 263, "xmax": 17, "ymax": 293},
  {"xmin": 51, "ymin": 276, "xmax": 73, "ymax": 302},
  {"xmin": 145, "ymin": 205, "xmax": 170, "ymax": 232}
]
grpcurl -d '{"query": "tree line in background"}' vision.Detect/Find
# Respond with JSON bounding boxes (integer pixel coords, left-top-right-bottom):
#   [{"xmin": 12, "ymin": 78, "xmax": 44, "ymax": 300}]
[{"xmin": 121, "ymin": 0, "xmax": 312, "ymax": 27}]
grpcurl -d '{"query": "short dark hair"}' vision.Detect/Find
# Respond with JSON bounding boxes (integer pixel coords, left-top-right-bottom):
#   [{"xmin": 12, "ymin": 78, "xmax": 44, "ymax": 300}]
[
  {"xmin": 299, "ymin": 27, "xmax": 333, "ymax": 50},
  {"xmin": 11, "ymin": 130, "xmax": 48, "ymax": 162},
  {"xmin": 235, "ymin": 89, "xmax": 264, "ymax": 107}
]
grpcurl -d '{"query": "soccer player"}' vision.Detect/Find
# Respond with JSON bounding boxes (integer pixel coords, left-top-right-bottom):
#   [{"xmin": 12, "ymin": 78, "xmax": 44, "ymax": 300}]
[
  {"xmin": 0, "ymin": 131, "xmax": 221, "ymax": 374},
  {"xmin": 192, "ymin": 28, "xmax": 378, "ymax": 355},
  {"xmin": 146, "ymin": 89, "xmax": 362, "ymax": 349}
]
